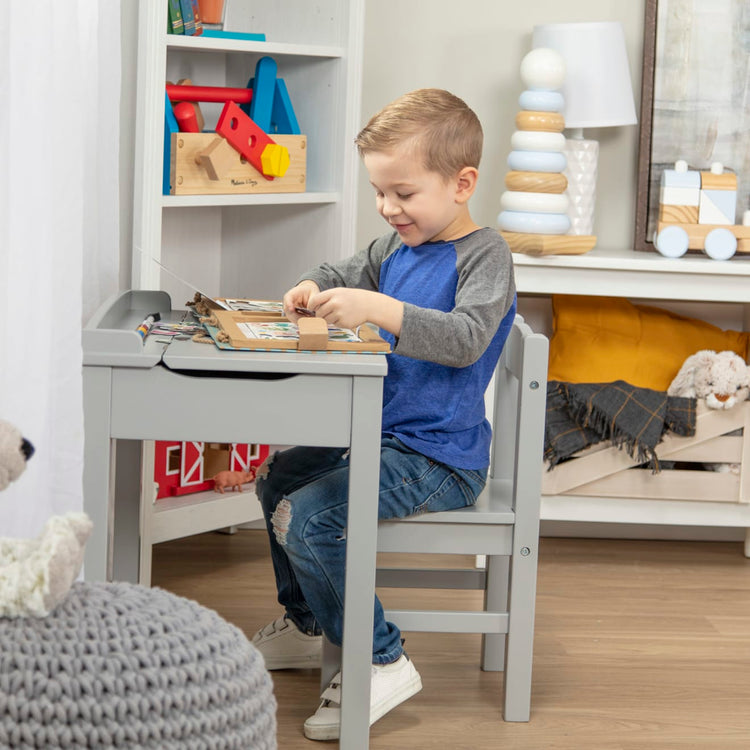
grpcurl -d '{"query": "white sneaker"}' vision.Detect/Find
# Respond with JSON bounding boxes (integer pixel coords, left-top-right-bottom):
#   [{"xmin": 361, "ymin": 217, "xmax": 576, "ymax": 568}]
[
  {"xmin": 251, "ymin": 616, "xmax": 322, "ymax": 670},
  {"xmin": 303, "ymin": 654, "xmax": 423, "ymax": 741}
]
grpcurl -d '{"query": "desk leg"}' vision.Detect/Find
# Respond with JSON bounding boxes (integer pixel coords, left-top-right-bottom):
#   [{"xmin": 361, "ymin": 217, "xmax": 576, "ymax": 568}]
[
  {"xmin": 82, "ymin": 366, "xmax": 114, "ymax": 582},
  {"xmin": 339, "ymin": 375, "xmax": 383, "ymax": 750}
]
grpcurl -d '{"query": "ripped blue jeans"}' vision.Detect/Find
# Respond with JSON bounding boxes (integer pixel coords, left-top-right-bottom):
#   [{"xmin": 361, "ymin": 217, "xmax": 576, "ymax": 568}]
[{"xmin": 255, "ymin": 436, "xmax": 487, "ymax": 664}]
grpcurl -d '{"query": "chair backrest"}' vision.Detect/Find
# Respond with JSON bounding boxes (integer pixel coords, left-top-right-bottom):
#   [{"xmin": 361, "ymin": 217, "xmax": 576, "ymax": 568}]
[{"xmin": 489, "ymin": 315, "xmax": 548, "ymax": 523}]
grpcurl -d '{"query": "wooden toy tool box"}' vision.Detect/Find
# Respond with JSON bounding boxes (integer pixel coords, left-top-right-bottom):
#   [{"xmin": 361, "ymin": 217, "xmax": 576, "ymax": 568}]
[
  {"xmin": 542, "ymin": 401, "xmax": 750, "ymax": 505},
  {"xmin": 170, "ymin": 133, "xmax": 306, "ymax": 195}
]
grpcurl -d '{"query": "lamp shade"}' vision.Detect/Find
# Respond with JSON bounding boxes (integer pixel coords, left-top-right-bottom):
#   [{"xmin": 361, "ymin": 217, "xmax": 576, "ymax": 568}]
[{"xmin": 532, "ymin": 22, "xmax": 637, "ymax": 129}]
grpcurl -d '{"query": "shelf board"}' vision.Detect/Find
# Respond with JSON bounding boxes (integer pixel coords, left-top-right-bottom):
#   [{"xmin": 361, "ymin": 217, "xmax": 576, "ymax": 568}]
[
  {"xmin": 513, "ymin": 246, "xmax": 750, "ymax": 303},
  {"xmin": 166, "ymin": 33, "xmax": 345, "ymax": 59},
  {"xmin": 151, "ymin": 487, "xmax": 263, "ymax": 544},
  {"xmin": 162, "ymin": 191, "xmax": 339, "ymax": 208}
]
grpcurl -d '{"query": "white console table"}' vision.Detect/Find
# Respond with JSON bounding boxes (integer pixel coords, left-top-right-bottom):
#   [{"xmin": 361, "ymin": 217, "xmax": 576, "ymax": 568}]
[{"xmin": 513, "ymin": 247, "xmax": 750, "ymax": 554}]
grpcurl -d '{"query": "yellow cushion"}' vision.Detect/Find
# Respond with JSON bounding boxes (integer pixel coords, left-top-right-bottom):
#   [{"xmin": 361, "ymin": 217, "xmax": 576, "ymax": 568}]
[{"xmin": 548, "ymin": 295, "xmax": 750, "ymax": 391}]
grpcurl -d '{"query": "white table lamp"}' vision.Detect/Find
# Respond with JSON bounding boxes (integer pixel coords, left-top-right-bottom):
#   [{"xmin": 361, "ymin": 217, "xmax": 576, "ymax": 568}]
[{"xmin": 532, "ymin": 22, "xmax": 637, "ymax": 236}]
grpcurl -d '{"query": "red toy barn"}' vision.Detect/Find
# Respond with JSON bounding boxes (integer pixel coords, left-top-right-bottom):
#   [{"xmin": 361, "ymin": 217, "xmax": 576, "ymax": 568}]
[{"xmin": 154, "ymin": 441, "xmax": 269, "ymax": 499}]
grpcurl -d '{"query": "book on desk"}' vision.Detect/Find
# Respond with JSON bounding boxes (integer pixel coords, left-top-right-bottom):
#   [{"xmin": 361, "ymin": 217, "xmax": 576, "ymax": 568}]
[{"xmin": 192, "ymin": 296, "xmax": 391, "ymax": 354}]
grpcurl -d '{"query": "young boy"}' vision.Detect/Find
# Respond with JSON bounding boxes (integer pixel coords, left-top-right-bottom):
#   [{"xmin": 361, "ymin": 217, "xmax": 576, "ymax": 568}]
[{"xmin": 252, "ymin": 88, "xmax": 516, "ymax": 740}]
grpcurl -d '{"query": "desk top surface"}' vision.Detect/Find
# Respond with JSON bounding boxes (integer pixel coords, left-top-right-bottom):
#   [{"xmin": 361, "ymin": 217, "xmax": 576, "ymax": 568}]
[{"xmin": 83, "ymin": 290, "xmax": 388, "ymax": 377}]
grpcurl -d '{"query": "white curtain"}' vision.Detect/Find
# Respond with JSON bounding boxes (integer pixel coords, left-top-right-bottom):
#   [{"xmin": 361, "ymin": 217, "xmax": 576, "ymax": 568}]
[{"xmin": 0, "ymin": 2, "xmax": 120, "ymax": 537}]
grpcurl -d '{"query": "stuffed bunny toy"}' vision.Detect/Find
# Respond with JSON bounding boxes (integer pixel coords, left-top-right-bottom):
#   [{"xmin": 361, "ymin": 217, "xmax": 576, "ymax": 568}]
[
  {"xmin": 667, "ymin": 350, "xmax": 750, "ymax": 410},
  {"xmin": 0, "ymin": 419, "xmax": 92, "ymax": 617}
]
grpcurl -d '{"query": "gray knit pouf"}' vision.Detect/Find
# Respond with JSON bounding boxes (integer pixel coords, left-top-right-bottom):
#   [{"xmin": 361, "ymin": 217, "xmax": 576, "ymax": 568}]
[{"xmin": 0, "ymin": 582, "xmax": 276, "ymax": 749}]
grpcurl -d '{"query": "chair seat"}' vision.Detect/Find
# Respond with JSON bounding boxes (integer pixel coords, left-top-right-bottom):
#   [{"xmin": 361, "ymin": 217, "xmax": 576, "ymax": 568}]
[
  {"xmin": 391, "ymin": 477, "xmax": 515, "ymax": 524},
  {"xmin": 378, "ymin": 479, "xmax": 515, "ymax": 555}
]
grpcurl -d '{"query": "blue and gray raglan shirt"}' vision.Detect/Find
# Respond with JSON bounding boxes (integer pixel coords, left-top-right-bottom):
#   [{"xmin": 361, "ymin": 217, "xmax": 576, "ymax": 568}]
[{"xmin": 299, "ymin": 227, "xmax": 517, "ymax": 470}]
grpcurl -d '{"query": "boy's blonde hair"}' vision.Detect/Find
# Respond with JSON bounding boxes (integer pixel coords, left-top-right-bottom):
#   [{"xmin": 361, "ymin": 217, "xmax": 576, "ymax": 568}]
[{"xmin": 355, "ymin": 88, "xmax": 483, "ymax": 179}]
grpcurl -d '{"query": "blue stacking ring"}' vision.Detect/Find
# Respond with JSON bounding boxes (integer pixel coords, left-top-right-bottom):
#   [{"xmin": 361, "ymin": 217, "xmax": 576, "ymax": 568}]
[
  {"xmin": 498, "ymin": 210, "xmax": 571, "ymax": 235},
  {"xmin": 518, "ymin": 89, "xmax": 565, "ymax": 113},
  {"xmin": 507, "ymin": 150, "xmax": 567, "ymax": 173}
]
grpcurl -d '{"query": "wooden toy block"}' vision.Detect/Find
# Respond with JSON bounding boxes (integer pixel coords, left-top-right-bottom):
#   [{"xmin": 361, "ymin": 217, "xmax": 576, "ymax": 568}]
[
  {"xmin": 514, "ymin": 110, "xmax": 565, "ymax": 132},
  {"xmin": 659, "ymin": 185, "xmax": 700, "ymax": 206},
  {"xmin": 701, "ymin": 170, "xmax": 737, "ymax": 191},
  {"xmin": 195, "ymin": 136, "xmax": 238, "ymax": 180},
  {"xmin": 699, "ymin": 189, "xmax": 736, "ymax": 225},
  {"xmin": 260, "ymin": 143, "xmax": 291, "ymax": 178},
  {"xmin": 505, "ymin": 170, "xmax": 567, "ymax": 193},
  {"xmin": 661, "ymin": 165, "xmax": 700, "ymax": 190},
  {"xmin": 659, "ymin": 204, "xmax": 699, "ymax": 224},
  {"xmin": 297, "ymin": 316, "xmax": 328, "ymax": 350},
  {"xmin": 170, "ymin": 133, "xmax": 306, "ymax": 195},
  {"xmin": 166, "ymin": 83, "xmax": 254, "ymax": 105},
  {"xmin": 272, "ymin": 78, "xmax": 301, "ymax": 135},
  {"xmin": 249, "ymin": 56, "xmax": 277, "ymax": 133},
  {"xmin": 500, "ymin": 231, "xmax": 596, "ymax": 256},
  {"xmin": 215, "ymin": 101, "xmax": 278, "ymax": 180},
  {"xmin": 173, "ymin": 101, "xmax": 204, "ymax": 132}
]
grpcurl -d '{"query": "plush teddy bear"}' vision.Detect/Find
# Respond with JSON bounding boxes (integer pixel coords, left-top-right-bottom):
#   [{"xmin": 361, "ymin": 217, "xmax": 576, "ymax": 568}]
[
  {"xmin": 667, "ymin": 349, "xmax": 750, "ymax": 409},
  {"xmin": 0, "ymin": 418, "xmax": 92, "ymax": 617}
]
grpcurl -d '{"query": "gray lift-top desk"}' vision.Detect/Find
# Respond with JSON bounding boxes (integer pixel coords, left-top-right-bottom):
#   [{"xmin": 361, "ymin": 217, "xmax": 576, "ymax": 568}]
[{"xmin": 82, "ymin": 290, "xmax": 387, "ymax": 749}]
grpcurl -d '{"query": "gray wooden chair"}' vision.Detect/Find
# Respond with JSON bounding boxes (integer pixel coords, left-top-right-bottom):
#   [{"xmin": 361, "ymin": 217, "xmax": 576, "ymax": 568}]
[{"xmin": 376, "ymin": 314, "xmax": 549, "ymax": 721}]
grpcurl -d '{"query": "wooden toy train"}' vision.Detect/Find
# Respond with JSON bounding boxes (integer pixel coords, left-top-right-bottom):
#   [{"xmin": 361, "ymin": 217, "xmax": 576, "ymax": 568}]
[{"xmin": 654, "ymin": 160, "xmax": 750, "ymax": 260}]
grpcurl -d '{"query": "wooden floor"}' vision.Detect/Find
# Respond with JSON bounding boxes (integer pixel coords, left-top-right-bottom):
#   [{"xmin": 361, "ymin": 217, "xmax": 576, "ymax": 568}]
[{"xmin": 152, "ymin": 530, "xmax": 750, "ymax": 749}]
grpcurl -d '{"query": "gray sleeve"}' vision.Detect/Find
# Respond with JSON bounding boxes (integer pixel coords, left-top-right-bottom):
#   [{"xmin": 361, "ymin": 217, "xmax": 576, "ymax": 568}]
[
  {"xmin": 394, "ymin": 232, "xmax": 515, "ymax": 368},
  {"xmin": 296, "ymin": 232, "xmax": 401, "ymax": 292}
]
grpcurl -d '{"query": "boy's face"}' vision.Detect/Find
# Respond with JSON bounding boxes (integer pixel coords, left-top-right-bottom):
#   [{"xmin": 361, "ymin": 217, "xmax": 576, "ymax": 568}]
[{"xmin": 363, "ymin": 146, "xmax": 474, "ymax": 246}]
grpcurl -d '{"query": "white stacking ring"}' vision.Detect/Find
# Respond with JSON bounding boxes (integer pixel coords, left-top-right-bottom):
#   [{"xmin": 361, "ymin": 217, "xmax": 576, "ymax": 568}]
[
  {"xmin": 498, "ymin": 210, "xmax": 571, "ymax": 235},
  {"xmin": 500, "ymin": 190, "xmax": 569, "ymax": 214},
  {"xmin": 519, "ymin": 89, "xmax": 564, "ymax": 113},
  {"xmin": 507, "ymin": 150, "xmax": 566, "ymax": 173},
  {"xmin": 510, "ymin": 130, "xmax": 566, "ymax": 152}
]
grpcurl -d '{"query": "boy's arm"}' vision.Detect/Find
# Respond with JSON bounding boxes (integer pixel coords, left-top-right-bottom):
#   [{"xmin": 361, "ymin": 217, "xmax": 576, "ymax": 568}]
[
  {"xmin": 297, "ymin": 232, "xmax": 401, "ymax": 294},
  {"xmin": 394, "ymin": 234, "xmax": 516, "ymax": 368}
]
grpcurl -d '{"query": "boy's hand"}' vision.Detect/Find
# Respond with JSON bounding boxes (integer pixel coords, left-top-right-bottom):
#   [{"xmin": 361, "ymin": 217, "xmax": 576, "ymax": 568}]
[
  {"xmin": 308, "ymin": 288, "xmax": 403, "ymax": 336},
  {"xmin": 283, "ymin": 281, "xmax": 320, "ymax": 322}
]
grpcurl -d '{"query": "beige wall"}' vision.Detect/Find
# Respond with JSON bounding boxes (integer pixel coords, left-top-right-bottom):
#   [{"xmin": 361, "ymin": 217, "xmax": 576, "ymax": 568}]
[{"xmin": 355, "ymin": 1, "xmax": 647, "ymax": 251}]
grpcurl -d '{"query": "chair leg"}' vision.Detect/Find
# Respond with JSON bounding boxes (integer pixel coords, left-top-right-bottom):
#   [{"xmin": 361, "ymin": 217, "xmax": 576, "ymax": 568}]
[
  {"xmin": 502, "ymin": 549, "xmax": 538, "ymax": 721},
  {"xmin": 321, "ymin": 637, "xmax": 341, "ymax": 692},
  {"xmin": 481, "ymin": 554, "xmax": 508, "ymax": 671}
]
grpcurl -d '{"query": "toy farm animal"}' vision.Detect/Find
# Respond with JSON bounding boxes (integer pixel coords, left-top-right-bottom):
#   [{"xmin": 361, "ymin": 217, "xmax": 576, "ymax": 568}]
[
  {"xmin": 667, "ymin": 350, "xmax": 750, "ymax": 410},
  {"xmin": 0, "ymin": 418, "xmax": 92, "ymax": 617},
  {"xmin": 213, "ymin": 469, "xmax": 256, "ymax": 493}
]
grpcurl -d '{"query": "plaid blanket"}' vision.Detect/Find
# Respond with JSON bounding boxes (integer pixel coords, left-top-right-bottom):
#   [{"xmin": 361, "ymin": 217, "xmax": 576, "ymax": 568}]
[{"xmin": 545, "ymin": 381, "xmax": 696, "ymax": 471}]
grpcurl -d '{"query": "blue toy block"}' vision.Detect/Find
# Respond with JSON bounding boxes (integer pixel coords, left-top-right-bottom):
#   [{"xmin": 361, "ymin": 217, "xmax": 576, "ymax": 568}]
[
  {"xmin": 163, "ymin": 92, "xmax": 179, "ymax": 195},
  {"xmin": 661, "ymin": 164, "xmax": 700, "ymax": 189},
  {"xmin": 271, "ymin": 78, "xmax": 300, "ymax": 134},
  {"xmin": 699, "ymin": 189, "xmax": 736, "ymax": 225},
  {"xmin": 249, "ymin": 56, "xmax": 277, "ymax": 133}
]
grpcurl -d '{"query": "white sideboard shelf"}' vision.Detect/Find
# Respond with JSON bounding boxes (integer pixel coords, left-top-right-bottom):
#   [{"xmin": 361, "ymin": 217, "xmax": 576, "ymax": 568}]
[
  {"xmin": 513, "ymin": 247, "xmax": 750, "ymax": 303},
  {"xmin": 513, "ymin": 247, "xmax": 750, "ymax": 552}
]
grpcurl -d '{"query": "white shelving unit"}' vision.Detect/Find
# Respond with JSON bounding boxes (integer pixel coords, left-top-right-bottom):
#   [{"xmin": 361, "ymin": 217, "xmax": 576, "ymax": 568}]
[
  {"xmin": 513, "ymin": 247, "xmax": 750, "ymax": 550},
  {"xmin": 131, "ymin": 0, "xmax": 364, "ymax": 580},
  {"xmin": 133, "ymin": 0, "xmax": 365, "ymax": 301}
]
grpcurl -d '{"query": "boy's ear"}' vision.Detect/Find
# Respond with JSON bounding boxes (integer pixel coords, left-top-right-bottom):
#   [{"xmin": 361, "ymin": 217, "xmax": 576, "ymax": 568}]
[{"xmin": 455, "ymin": 166, "xmax": 478, "ymax": 203}]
